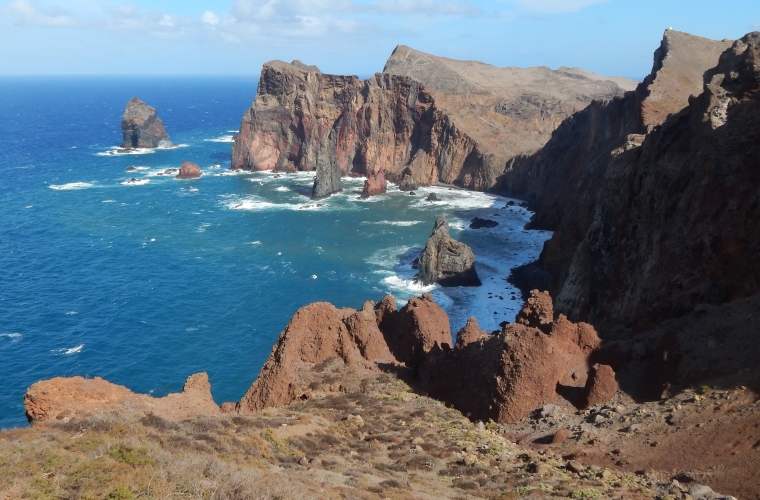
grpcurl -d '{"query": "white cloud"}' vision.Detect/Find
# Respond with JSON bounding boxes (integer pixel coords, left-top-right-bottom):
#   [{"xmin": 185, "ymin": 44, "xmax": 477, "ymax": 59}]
[
  {"xmin": 159, "ymin": 14, "xmax": 175, "ymax": 27},
  {"xmin": 202, "ymin": 11, "xmax": 220, "ymax": 26},
  {"xmin": 512, "ymin": 0, "xmax": 610, "ymax": 14},
  {"xmin": 2, "ymin": 0, "xmax": 75, "ymax": 27}
]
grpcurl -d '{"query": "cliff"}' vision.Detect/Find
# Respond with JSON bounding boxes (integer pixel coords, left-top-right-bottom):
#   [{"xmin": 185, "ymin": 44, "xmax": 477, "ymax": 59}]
[
  {"xmin": 494, "ymin": 30, "xmax": 734, "ymax": 330},
  {"xmin": 121, "ymin": 97, "xmax": 170, "ymax": 149},
  {"xmin": 230, "ymin": 50, "xmax": 635, "ymax": 195}
]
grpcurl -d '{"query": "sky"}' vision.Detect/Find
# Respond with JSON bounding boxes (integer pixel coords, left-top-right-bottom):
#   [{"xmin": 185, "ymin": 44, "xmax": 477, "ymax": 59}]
[{"xmin": 1, "ymin": 0, "xmax": 759, "ymax": 79}]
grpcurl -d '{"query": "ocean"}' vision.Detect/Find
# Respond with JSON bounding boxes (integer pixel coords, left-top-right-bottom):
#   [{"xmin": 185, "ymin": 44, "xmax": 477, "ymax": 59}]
[{"xmin": 0, "ymin": 77, "xmax": 551, "ymax": 429}]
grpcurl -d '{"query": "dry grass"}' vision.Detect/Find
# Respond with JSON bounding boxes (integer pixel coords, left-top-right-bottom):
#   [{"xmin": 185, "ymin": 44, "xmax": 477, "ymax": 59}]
[{"xmin": 0, "ymin": 372, "xmax": 656, "ymax": 499}]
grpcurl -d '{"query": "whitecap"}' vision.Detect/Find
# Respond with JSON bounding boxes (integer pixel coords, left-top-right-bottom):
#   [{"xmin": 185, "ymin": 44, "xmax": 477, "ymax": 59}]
[
  {"xmin": 197, "ymin": 223, "xmax": 211, "ymax": 233},
  {"xmin": 65, "ymin": 311, "xmax": 78, "ymax": 316},
  {"xmin": 311, "ymin": 275, "xmax": 318, "ymax": 279},
  {"xmin": 249, "ymin": 241, "xmax": 262, "ymax": 245},
  {"xmin": 204, "ymin": 135, "xmax": 236, "ymax": 143},
  {"xmin": 102, "ymin": 200, "xmax": 116, "ymax": 203},
  {"xmin": 274, "ymin": 186, "xmax": 290, "ymax": 192},
  {"xmin": 26, "ymin": 205, "xmax": 33, "ymax": 209},
  {"xmin": 49, "ymin": 182, "xmax": 95, "ymax": 191},
  {"xmin": 0, "ymin": 333, "xmax": 22, "ymax": 342},
  {"xmin": 381, "ymin": 275, "xmax": 435, "ymax": 294},
  {"xmin": 97, "ymin": 148, "xmax": 155, "ymax": 157},
  {"xmin": 363, "ymin": 220, "xmax": 422, "ymax": 227},
  {"xmin": 121, "ymin": 178, "xmax": 150, "ymax": 186},
  {"xmin": 52, "ymin": 344, "xmax": 84, "ymax": 355}
]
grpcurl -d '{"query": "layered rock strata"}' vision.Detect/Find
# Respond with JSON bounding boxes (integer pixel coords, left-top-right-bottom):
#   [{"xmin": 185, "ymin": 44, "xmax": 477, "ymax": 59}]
[
  {"xmin": 121, "ymin": 97, "xmax": 170, "ymax": 149},
  {"xmin": 230, "ymin": 51, "xmax": 634, "ymax": 193},
  {"xmin": 495, "ymin": 30, "xmax": 735, "ymax": 330},
  {"xmin": 175, "ymin": 161, "xmax": 202, "ymax": 179},
  {"xmin": 417, "ymin": 216, "xmax": 481, "ymax": 287},
  {"xmin": 24, "ymin": 373, "xmax": 219, "ymax": 423}
]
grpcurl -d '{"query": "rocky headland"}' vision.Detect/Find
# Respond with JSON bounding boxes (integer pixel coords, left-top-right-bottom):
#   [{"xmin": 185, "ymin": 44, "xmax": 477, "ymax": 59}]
[
  {"xmin": 10, "ymin": 29, "xmax": 760, "ymax": 500},
  {"xmin": 121, "ymin": 97, "xmax": 171, "ymax": 149}
]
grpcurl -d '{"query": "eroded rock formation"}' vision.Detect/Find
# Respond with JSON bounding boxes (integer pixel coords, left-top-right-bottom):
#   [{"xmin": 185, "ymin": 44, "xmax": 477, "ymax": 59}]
[
  {"xmin": 361, "ymin": 171, "xmax": 387, "ymax": 198},
  {"xmin": 175, "ymin": 161, "xmax": 202, "ymax": 179},
  {"xmin": 24, "ymin": 372, "xmax": 219, "ymax": 423},
  {"xmin": 121, "ymin": 97, "xmax": 170, "ymax": 149},
  {"xmin": 230, "ymin": 49, "xmax": 634, "ymax": 191},
  {"xmin": 417, "ymin": 216, "xmax": 481, "ymax": 287}
]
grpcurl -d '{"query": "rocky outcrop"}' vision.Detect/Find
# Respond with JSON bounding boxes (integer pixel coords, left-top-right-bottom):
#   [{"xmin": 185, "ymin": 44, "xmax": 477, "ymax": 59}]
[
  {"xmin": 495, "ymin": 30, "xmax": 733, "ymax": 330},
  {"xmin": 421, "ymin": 290, "xmax": 609, "ymax": 422},
  {"xmin": 24, "ymin": 372, "xmax": 219, "ymax": 423},
  {"xmin": 417, "ymin": 216, "xmax": 481, "ymax": 287},
  {"xmin": 469, "ymin": 217, "xmax": 498, "ymax": 229},
  {"xmin": 121, "ymin": 97, "xmax": 170, "ymax": 149},
  {"xmin": 175, "ymin": 161, "xmax": 202, "ymax": 179},
  {"xmin": 361, "ymin": 171, "xmax": 387, "ymax": 198},
  {"xmin": 231, "ymin": 50, "xmax": 634, "ymax": 191},
  {"xmin": 543, "ymin": 32, "xmax": 760, "ymax": 332}
]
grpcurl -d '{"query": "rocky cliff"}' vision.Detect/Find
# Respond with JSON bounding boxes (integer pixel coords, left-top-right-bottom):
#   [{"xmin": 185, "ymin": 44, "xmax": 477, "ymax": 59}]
[
  {"xmin": 417, "ymin": 216, "xmax": 481, "ymax": 286},
  {"xmin": 494, "ymin": 30, "xmax": 734, "ymax": 330},
  {"xmin": 549, "ymin": 32, "xmax": 760, "ymax": 332},
  {"xmin": 121, "ymin": 97, "xmax": 170, "ymax": 149},
  {"xmin": 230, "ymin": 50, "xmax": 634, "ymax": 194}
]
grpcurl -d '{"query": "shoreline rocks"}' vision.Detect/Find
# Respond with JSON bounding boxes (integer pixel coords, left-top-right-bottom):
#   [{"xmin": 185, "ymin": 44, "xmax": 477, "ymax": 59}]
[
  {"xmin": 121, "ymin": 97, "xmax": 170, "ymax": 149},
  {"xmin": 361, "ymin": 171, "xmax": 387, "ymax": 198},
  {"xmin": 417, "ymin": 216, "xmax": 481, "ymax": 287},
  {"xmin": 469, "ymin": 217, "xmax": 499, "ymax": 229}
]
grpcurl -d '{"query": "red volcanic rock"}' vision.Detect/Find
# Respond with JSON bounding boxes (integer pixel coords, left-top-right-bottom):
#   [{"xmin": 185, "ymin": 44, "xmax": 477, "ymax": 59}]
[
  {"xmin": 238, "ymin": 301, "xmax": 396, "ymax": 413},
  {"xmin": 552, "ymin": 428, "xmax": 572, "ymax": 444},
  {"xmin": 421, "ymin": 291, "xmax": 604, "ymax": 423},
  {"xmin": 361, "ymin": 171, "xmax": 387, "ymax": 198},
  {"xmin": 583, "ymin": 364, "xmax": 619, "ymax": 408},
  {"xmin": 378, "ymin": 293, "xmax": 452, "ymax": 367},
  {"xmin": 121, "ymin": 97, "xmax": 170, "ymax": 149},
  {"xmin": 175, "ymin": 161, "xmax": 202, "ymax": 179},
  {"xmin": 24, "ymin": 372, "xmax": 219, "ymax": 423},
  {"xmin": 455, "ymin": 317, "xmax": 488, "ymax": 348},
  {"xmin": 516, "ymin": 289, "xmax": 554, "ymax": 334}
]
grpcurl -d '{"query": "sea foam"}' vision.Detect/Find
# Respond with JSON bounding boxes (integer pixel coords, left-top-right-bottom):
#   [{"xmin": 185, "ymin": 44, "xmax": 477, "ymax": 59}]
[{"xmin": 49, "ymin": 182, "xmax": 95, "ymax": 190}]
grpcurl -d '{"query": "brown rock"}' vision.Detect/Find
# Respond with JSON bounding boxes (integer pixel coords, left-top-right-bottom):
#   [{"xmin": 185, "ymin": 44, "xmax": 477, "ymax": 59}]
[
  {"xmin": 417, "ymin": 216, "xmax": 481, "ymax": 287},
  {"xmin": 552, "ymin": 428, "xmax": 572, "ymax": 444},
  {"xmin": 361, "ymin": 171, "xmax": 387, "ymax": 198},
  {"xmin": 175, "ymin": 161, "xmax": 202, "ymax": 179},
  {"xmin": 455, "ymin": 317, "xmax": 488, "ymax": 348},
  {"xmin": 516, "ymin": 290, "xmax": 554, "ymax": 334},
  {"xmin": 383, "ymin": 293, "xmax": 452, "ymax": 367},
  {"xmin": 24, "ymin": 372, "xmax": 219, "ymax": 423},
  {"xmin": 583, "ymin": 364, "xmax": 619, "ymax": 408},
  {"xmin": 121, "ymin": 97, "xmax": 170, "ymax": 149}
]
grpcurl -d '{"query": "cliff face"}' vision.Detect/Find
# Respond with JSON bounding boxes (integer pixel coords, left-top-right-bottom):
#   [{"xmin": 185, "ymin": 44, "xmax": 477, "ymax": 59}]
[
  {"xmin": 554, "ymin": 32, "xmax": 760, "ymax": 331},
  {"xmin": 494, "ymin": 30, "xmax": 733, "ymax": 329},
  {"xmin": 121, "ymin": 97, "xmax": 170, "ymax": 149},
  {"xmin": 231, "ymin": 50, "xmax": 634, "ymax": 193}
]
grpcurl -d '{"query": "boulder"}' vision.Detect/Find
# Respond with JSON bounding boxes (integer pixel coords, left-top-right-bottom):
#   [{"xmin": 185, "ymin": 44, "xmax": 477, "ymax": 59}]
[
  {"xmin": 24, "ymin": 372, "xmax": 219, "ymax": 423},
  {"xmin": 361, "ymin": 171, "xmax": 387, "ymax": 198},
  {"xmin": 121, "ymin": 97, "xmax": 170, "ymax": 149},
  {"xmin": 417, "ymin": 216, "xmax": 481, "ymax": 287},
  {"xmin": 175, "ymin": 161, "xmax": 202, "ymax": 179},
  {"xmin": 398, "ymin": 177, "xmax": 419, "ymax": 191},
  {"xmin": 469, "ymin": 217, "xmax": 499, "ymax": 229},
  {"xmin": 582, "ymin": 364, "xmax": 619, "ymax": 408},
  {"xmin": 426, "ymin": 193, "xmax": 440, "ymax": 202}
]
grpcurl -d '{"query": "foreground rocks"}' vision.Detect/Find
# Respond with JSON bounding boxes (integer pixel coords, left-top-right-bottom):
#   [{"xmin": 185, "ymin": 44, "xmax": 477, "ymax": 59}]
[
  {"xmin": 175, "ymin": 161, "xmax": 202, "ymax": 179},
  {"xmin": 121, "ymin": 97, "xmax": 170, "ymax": 149},
  {"xmin": 417, "ymin": 216, "xmax": 481, "ymax": 287},
  {"xmin": 24, "ymin": 372, "xmax": 219, "ymax": 422}
]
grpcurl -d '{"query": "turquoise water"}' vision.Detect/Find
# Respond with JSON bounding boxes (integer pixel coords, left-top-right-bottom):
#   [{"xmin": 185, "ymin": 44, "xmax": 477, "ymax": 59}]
[{"xmin": 0, "ymin": 77, "xmax": 550, "ymax": 429}]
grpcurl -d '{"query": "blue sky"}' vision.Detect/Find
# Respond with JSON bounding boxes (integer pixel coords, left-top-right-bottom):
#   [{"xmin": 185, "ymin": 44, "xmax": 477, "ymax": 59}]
[{"xmin": 1, "ymin": 0, "xmax": 759, "ymax": 78}]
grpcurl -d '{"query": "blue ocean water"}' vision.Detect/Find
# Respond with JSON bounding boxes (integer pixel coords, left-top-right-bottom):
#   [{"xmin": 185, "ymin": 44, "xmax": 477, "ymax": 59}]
[{"xmin": 0, "ymin": 77, "xmax": 551, "ymax": 429}]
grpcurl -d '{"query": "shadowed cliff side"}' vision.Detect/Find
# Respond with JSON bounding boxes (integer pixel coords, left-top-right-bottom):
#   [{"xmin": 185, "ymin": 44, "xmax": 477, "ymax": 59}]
[{"xmin": 495, "ymin": 30, "xmax": 734, "ymax": 331}]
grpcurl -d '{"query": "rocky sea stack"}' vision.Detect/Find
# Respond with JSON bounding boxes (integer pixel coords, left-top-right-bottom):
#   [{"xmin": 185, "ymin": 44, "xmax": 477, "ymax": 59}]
[
  {"xmin": 175, "ymin": 161, "xmax": 202, "ymax": 179},
  {"xmin": 121, "ymin": 97, "xmax": 170, "ymax": 149},
  {"xmin": 417, "ymin": 216, "xmax": 481, "ymax": 287}
]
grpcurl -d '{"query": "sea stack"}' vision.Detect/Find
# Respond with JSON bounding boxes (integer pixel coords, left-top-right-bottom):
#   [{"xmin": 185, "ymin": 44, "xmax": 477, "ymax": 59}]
[
  {"xmin": 121, "ymin": 97, "xmax": 170, "ymax": 149},
  {"xmin": 361, "ymin": 171, "xmax": 387, "ymax": 198},
  {"xmin": 417, "ymin": 216, "xmax": 481, "ymax": 287},
  {"xmin": 312, "ymin": 160, "xmax": 341, "ymax": 199},
  {"xmin": 175, "ymin": 161, "xmax": 202, "ymax": 179}
]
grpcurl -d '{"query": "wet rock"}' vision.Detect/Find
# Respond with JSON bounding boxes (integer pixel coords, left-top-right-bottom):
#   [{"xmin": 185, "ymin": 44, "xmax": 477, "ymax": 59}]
[
  {"xmin": 398, "ymin": 177, "xmax": 419, "ymax": 192},
  {"xmin": 121, "ymin": 97, "xmax": 170, "ymax": 149},
  {"xmin": 426, "ymin": 193, "xmax": 440, "ymax": 202},
  {"xmin": 175, "ymin": 161, "xmax": 202, "ymax": 179},
  {"xmin": 126, "ymin": 166, "xmax": 137, "ymax": 172},
  {"xmin": 361, "ymin": 171, "xmax": 387, "ymax": 198},
  {"xmin": 469, "ymin": 217, "xmax": 499, "ymax": 229},
  {"xmin": 417, "ymin": 216, "xmax": 481, "ymax": 287}
]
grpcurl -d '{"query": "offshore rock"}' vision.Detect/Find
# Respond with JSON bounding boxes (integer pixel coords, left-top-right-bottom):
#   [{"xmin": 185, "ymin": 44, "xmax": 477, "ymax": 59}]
[
  {"xmin": 469, "ymin": 217, "xmax": 498, "ymax": 229},
  {"xmin": 24, "ymin": 373, "xmax": 219, "ymax": 423},
  {"xmin": 175, "ymin": 161, "xmax": 202, "ymax": 179},
  {"xmin": 231, "ymin": 49, "xmax": 634, "ymax": 191},
  {"xmin": 361, "ymin": 171, "xmax": 387, "ymax": 198},
  {"xmin": 312, "ymin": 159, "xmax": 342, "ymax": 199},
  {"xmin": 121, "ymin": 97, "xmax": 170, "ymax": 149},
  {"xmin": 418, "ymin": 216, "xmax": 481, "ymax": 287}
]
